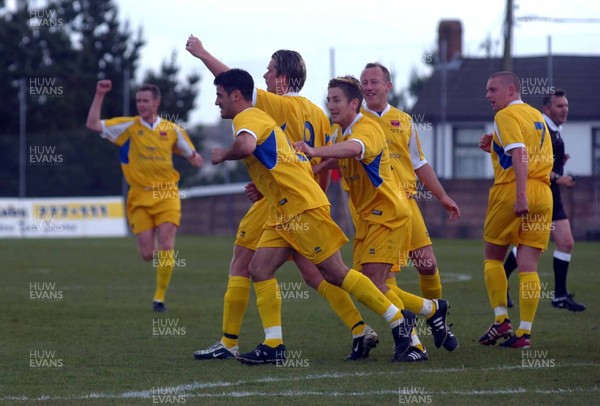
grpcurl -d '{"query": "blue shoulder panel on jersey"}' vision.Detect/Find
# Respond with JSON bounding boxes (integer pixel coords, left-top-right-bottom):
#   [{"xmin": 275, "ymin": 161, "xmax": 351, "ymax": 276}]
[
  {"xmin": 493, "ymin": 141, "xmax": 513, "ymax": 169},
  {"xmin": 360, "ymin": 150, "xmax": 384, "ymax": 188},
  {"xmin": 119, "ymin": 139, "xmax": 130, "ymax": 164},
  {"xmin": 253, "ymin": 130, "xmax": 278, "ymax": 170},
  {"xmin": 304, "ymin": 121, "xmax": 315, "ymax": 147}
]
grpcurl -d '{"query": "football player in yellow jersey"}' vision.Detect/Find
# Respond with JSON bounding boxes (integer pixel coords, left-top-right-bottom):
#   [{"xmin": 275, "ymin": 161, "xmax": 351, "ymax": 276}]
[
  {"xmin": 210, "ymin": 68, "xmax": 417, "ymax": 364},
  {"xmin": 186, "ymin": 37, "xmax": 378, "ymax": 361},
  {"xmin": 86, "ymin": 80, "xmax": 203, "ymax": 312},
  {"xmin": 296, "ymin": 76, "xmax": 459, "ymax": 360},
  {"xmin": 359, "ymin": 63, "xmax": 460, "ymax": 351},
  {"xmin": 478, "ymin": 71, "xmax": 553, "ymax": 349}
]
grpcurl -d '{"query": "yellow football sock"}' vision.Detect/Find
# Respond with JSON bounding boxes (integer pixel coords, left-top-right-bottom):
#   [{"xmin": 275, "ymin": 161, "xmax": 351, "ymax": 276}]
[
  {"xmin": 342, "ymin": 269, "xmax": 402, "ymax": 324},
  {"xmin": 317, "ymin": 280, "xmax": 365, "ymax": 336},
  {"xmin": 484, "ymin": 259, "xmax": 509, "ymax": 323},
  {"xmin": 254, "ymin": 279, "xmax": 283, "ymax": 348},
  {"xmin": 419, "ymin": 269, "xmax": 442, "ymax": 299},
  {"xmin": 153, "ymin": 250, "xmax": 174, "ymax": 303},
  {"xmin": 518, "ymin": 272, "xmax": 540, "ymax": 336},
  {"xmin": 411, "ymin": 329, "xmax": 425, "ymax": 352},
  {"xmin": 386, "ymin": 277, "xmax": 425, "ymax": 315},
  {"xmin": 385, "ymin": 278, "xmax": 425, "ymax": 351},
  {"xmin": 221, "ymin": 276, "xmax": 250, "ymax": 349},
  {"xmin": 384, "ymin": 289, "xmax": 404, "ymax": 310}
]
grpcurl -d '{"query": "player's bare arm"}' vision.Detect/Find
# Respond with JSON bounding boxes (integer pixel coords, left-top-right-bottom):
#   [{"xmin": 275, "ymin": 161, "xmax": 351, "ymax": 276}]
[
  {"xmin": 295, "ymin": 140, "xmax": 361, "ymax": 159},
  {"xmin": 415, "ymin": 164, "xmax": 461, "ymax": 221},
  {"xmin": 211, "ymin": 132, "xmax": 256, "ymax": 164},
  {"xmin": 187, "ymin": 151, "xmax": 204, "ymax": 168},
  {"xmin": 185, "ymin": 35, "xmax": 230, "ymax": 77},
  {"xmin": 86, "ymin": 80, "xmax": 112, "ymax": 133}
]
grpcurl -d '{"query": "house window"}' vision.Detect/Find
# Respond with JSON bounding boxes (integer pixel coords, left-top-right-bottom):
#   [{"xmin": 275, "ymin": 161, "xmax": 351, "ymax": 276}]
[
  {"xmin": 593, "ymin": 128, "xmax": 600, "ymax": 175},
  {"xmin": 453, "ymin": 126, "xmax": 486, "ymax": 178}
]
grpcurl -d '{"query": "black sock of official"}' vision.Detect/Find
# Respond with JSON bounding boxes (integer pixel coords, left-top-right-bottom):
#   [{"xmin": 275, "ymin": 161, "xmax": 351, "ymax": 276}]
[
  {"xmin": 553, "ymin": 256, "xmax": 570, "ymax": 299},
  {"xmin": 504, "ymin": 250, "xmax": 518, "ymax": 278}
]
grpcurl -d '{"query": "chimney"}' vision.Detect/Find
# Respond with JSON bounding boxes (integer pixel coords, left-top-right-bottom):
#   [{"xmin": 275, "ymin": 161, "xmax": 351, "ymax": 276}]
[{"xmin": 438, "ymin": 20, "xmax": 462, "ymax": 62}]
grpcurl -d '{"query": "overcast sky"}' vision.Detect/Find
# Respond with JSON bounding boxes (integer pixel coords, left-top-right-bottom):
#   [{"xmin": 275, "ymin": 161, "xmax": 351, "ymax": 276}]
[{"xmin": 20, "ymin": 0, "xmax": 600, "ymax": 125}]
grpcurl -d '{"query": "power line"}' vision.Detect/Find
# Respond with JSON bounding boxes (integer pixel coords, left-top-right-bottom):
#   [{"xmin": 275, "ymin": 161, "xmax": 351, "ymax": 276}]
[{"xmin": 516, "ymin": 15, "xmax": 600, "ymax": 23}]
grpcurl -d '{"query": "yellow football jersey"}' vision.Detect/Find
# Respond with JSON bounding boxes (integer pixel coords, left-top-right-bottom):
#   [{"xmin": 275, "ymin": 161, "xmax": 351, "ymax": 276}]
[
  {"xmin": 331, "ymin": 113, "xmax": 409, "ymax": 229},
  {"xmin": 253, "ymin": 89, "xmax": 331, "ymax": 165},
  {"xmin": 491, "ymin": 101, "xmax": 552, "ymax": 185},
  {"xmin": 101, "ymin": 116, "xmax": 196, "ymax": 189},
  {"xmin": 233, "ymin": 108, "xmax": 330, "ymax": 219},
  {"xmin": 362, "ymin": 103, "xmax": 426, "ymax": 196}
]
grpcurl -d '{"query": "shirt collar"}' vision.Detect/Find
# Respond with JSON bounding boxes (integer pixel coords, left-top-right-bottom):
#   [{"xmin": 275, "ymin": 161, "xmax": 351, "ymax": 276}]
[
  {"xmin": 542, "ymin": 113, "xmax": 561, "ymax": 132},
  {"xmin": 140, "ymin": 116, "xmax": 162, "ymax": 130},
  {"xmin": 362, "ymin": 100, "xmax": 390, "ymax": 117},
  {"xmin": 342, "ymin": 113, "xmax": 363, "ymax": 136}
]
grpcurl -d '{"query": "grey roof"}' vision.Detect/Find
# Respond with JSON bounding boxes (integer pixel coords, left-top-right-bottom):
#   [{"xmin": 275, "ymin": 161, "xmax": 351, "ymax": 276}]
[{"xmin": 410, "ymin": 55, "xmax": 600, "ymax": 122}]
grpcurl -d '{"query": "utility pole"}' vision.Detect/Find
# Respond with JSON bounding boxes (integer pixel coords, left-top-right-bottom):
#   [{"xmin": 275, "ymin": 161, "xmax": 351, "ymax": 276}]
[
  {"xmin": 503, "ymin": 0, "xmax": 514, "ymax": 71},
  {"xmin": 19, "ymin": 78, "xmax": 27, "ymax": 198}
]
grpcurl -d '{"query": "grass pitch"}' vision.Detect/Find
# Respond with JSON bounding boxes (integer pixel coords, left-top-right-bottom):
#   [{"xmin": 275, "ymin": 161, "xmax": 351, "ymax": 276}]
[{"xmin": 1, "ymin": 236, "xmax": 599, "ymax": 405}]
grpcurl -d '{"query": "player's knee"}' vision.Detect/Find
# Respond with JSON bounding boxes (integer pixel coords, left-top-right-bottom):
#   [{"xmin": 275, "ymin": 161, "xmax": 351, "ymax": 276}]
[
  {"xmin": 157, "ymin": 240, "xmax": 175, "ymax": 251},
  {"xmin": 319, "ymin": 267, "xmax": 343, "ymax": 287},
  {"xmin": 559, "ymin": 237, "xmax": 574, "ymax": 253},
  {"xmin": 230, "ymin": 257, "xmax": 250, "ymax": 277},
  {"xmin": 140, "ymin": 250, "xmax": 154, "ymax": 262},
  {"xmin": 416, "ymin": 258, "xmax": 437, "ymax": 275},
  {"xmin": 299, "ymin": 272, "xmax": 321, "ymax": 290},
  {"xmin": 247, "ymin": 259, "xmax": 261, "ymax": 278}
]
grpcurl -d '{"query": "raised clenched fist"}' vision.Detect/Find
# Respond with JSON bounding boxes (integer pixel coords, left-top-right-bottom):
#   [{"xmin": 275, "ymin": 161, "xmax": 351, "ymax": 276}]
[{"xmin": 96, "ymin": 80, "xmax": 112, "ymax": 95}]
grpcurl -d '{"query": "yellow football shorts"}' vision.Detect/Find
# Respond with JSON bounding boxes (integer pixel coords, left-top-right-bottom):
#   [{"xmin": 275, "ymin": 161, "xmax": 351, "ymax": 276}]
[
  {"xmin": 235, "ymin": 199, "xmax": 270, "ymax": 250},
  {"xmin": 257, "ymin": 205, "xmax": 349, "ymax": 264},
  {"xmin": 408, "ymin": 198, "xmax": 432, "ymax": 251},
  {"xmin": 127, "ymin": 187, "xmax": 181, "ymax": 234},
  {"xmin": 353, "ymin": 219, "xmax": 412, "ymax": 271},
  {"xmin": 484, "ymin": 179, "xmax": 552, "ymax": 250}
]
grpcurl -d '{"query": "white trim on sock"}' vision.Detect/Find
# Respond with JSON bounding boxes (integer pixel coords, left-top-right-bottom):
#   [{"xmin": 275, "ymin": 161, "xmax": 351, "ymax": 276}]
[
  {"xmin": 553, "ymin": 250, "xmax": 572, "ymax": 262},
  {"xmin": 389, "ymin": 318, "xmax": 402, "ymax": 329},
  {"xmin": 494, "ymin": 306, "xmax": 508, "ymax": 318},
  {"xmin": 382, "ymin": 304, "xmax": 399, "ymax": 323},
  {"xmin": 410, "ymin": 331, "xmax": 422, "ymax": 347},
  {"xmin": 421, "ymin": 299, "xmax": 433, "ymax": 316},
  {"xmin": 264, "ymin": 326, "xmax": 282, "ymax": 339},
  {"xmin": 519, "ymin": 321, "xmax": 532, "ymax": 332}
]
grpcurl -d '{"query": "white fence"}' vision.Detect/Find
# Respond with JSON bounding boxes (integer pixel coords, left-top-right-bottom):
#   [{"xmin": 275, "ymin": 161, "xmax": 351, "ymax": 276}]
[{"xmin": 0, "ymin": 196, "xmax": 128, "ymax": 238}]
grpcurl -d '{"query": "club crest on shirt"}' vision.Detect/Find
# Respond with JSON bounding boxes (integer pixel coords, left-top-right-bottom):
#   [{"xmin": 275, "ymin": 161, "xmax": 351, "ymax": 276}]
[{"xmin": 390, "ymin": 120, "xmax": 400, "ymax": 127}]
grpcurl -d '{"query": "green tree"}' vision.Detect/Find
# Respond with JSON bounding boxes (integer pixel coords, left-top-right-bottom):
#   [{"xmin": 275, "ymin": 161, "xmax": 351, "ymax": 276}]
[{"xmin": 0, "ymin": 0, "xmax": 201, "ymax": 197}]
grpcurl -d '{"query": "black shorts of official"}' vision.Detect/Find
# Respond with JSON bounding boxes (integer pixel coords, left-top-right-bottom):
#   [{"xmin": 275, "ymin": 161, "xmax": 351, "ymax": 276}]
[{"xmin": 551, "ymin": 183, "xmax": 568, "ymax": 221}]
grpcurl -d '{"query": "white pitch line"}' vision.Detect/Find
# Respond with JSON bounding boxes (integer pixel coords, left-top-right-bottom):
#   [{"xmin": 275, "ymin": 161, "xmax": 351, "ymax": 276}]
[{"xmin": 2, "ymin": 362, "xmax": 598, "ymax": 401}]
